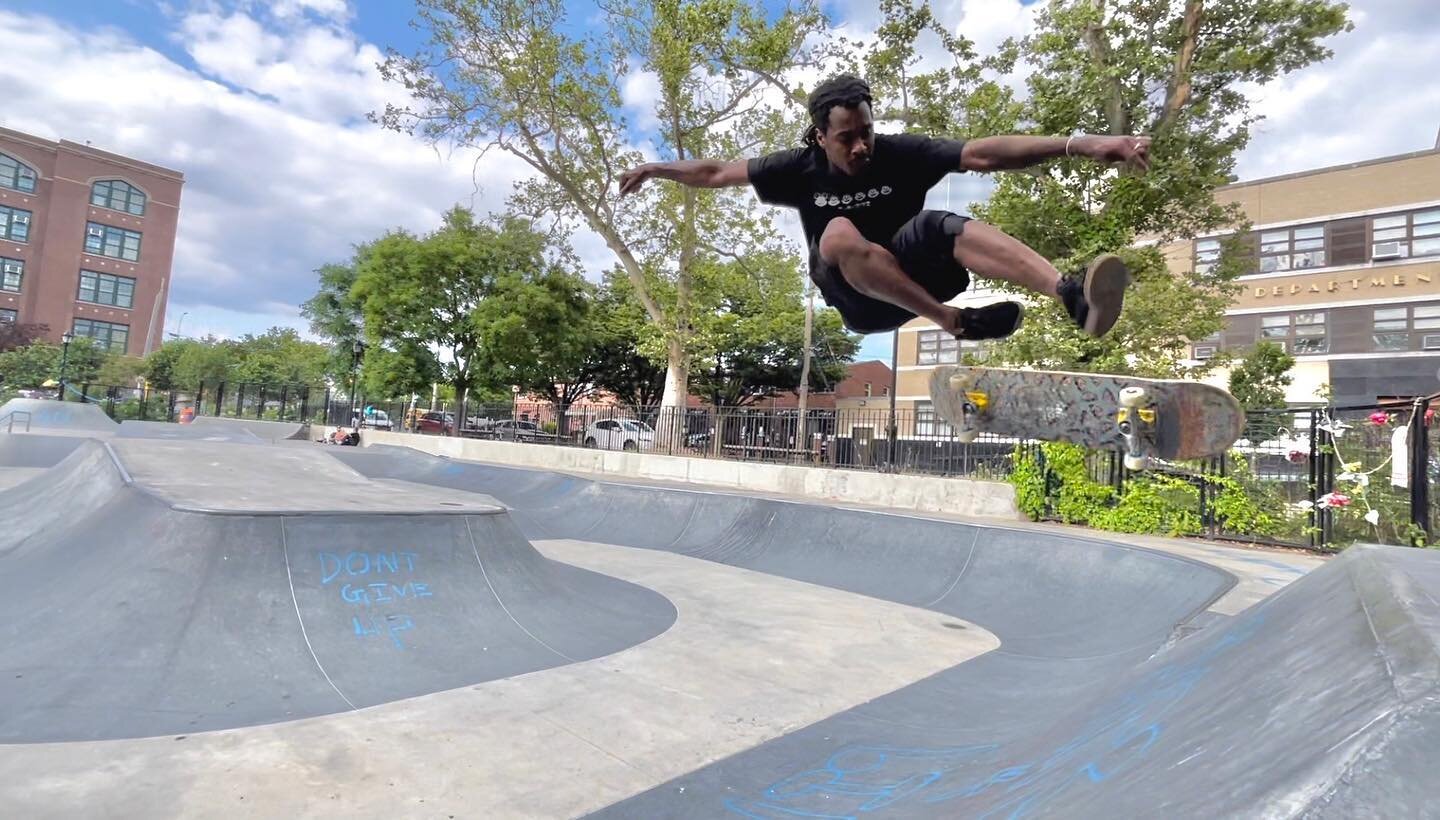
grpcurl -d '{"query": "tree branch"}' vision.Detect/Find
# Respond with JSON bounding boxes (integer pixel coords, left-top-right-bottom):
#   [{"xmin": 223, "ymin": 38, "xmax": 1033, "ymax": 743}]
[{"xmin": 1158, "ymin": 0, "xmax": 1203, "ymax": 136}]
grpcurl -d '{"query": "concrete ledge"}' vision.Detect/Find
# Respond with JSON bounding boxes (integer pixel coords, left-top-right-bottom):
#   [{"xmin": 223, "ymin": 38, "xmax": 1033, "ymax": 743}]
[{"xmin": 360, "ymin": 430, "xmax": 1022, "ymax": 520}]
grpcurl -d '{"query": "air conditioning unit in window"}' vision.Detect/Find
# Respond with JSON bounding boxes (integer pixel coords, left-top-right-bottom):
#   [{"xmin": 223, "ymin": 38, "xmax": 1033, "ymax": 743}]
[
  {"xmin": 1424, "ymin": 334, "xmax": 1440, "ymax": 351},
  {"xmin": 1373, "ymin": 241, "xmax": 1403, "ymax": 259}
]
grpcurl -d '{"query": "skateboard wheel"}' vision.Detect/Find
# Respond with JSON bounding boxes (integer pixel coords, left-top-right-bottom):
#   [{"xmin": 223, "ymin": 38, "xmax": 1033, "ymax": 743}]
[
  {"xmin": 956, "ymin": 429, "xmax": 978, "ymax": 443},
  {"xmin": 1119, "ymin": 386, "xmax": 1148, "ymax": 408},
  {"xmin": 1124, "ymin": 453, "xmax": 1149, "ymax": 471}
]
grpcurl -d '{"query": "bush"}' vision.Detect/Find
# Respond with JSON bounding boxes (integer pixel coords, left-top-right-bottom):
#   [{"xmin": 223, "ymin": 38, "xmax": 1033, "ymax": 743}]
[{"xmin": 1009, "ymin": 443, "xmax": 1303, "ymax": 540}]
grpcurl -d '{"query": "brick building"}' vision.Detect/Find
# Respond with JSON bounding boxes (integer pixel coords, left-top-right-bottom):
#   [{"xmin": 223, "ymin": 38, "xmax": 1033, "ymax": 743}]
[{"xmin": 0, "ymin": 127, "xmax": 184, "ymax": 356}]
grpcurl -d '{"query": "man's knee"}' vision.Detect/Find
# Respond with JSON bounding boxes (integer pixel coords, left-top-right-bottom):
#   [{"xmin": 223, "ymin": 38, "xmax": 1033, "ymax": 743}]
[{"xmin": 817, "ymin": 217, "xmax": 865, "ymax": 265}]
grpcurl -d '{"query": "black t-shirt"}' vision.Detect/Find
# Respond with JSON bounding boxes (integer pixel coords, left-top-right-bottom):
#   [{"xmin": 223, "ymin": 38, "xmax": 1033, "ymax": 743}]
[{"xmin": 746, "ymin": 133, "xmax": 967, "ymax": 250}]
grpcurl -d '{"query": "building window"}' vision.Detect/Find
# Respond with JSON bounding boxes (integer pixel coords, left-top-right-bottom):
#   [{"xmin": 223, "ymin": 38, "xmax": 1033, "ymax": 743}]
[
  {"xmin": 0, "ymin": 308, "xmax": 15, "ymax": 323},
  {"xmin": 1374, "ymin": 307, "xmax": 1409, "ymax": 350},
  {"xmin": 1372, "ymin": 209, "xmax": 1440, "ymax": 260},
  {"xmin": 0, "ymin": 205, "xmax": 32, "ymax": 242},
  {"xmin": 84, "ymin": 222, "xmax": 141, "ymax": 262},
  {"xmin": 1258, "ymin": 225, "xmax": 1325, "ymax": 273},
  {"xmin": 914, "ymin": 400, "xmax": 954, "ymax": 439},
  {"xmin": 90, "ymin": 180, "xmax": 147, "ymax": 216},
  {"xmin": 73, "ymin": 318, "xmax": 129, "ymax": 353},
  {"xmin": 1260, "ymin": 311, "xmax": 1327, "ymax": 354},
  {"xmin": 1191, "ymin": 332, "xmax": 1220, "ymax": 360},
  {"xmin": 917, "ymin": 330, "xmax": 959, "ymax": 365},
  {"xmin": 78, "ymin": 270, "xmax": 136, "ymax": 309},
  {"xmin": 1373, "ymin": 304, "xmax": 1440, "ymax": 351},
  {"xmin": 1, "ymin": 257, "xmax": 21, "ymax": 292},
  {"xmin": 917, "ymin": 329, "xmax": 987, "ymax": 365},
  {"xmin": 0, "ymin": 153, "xmax": 37, "ymax": 194},
  {"xmin": 1194, "ymin": 238, "xmax": 1221, "ymax": 275}
]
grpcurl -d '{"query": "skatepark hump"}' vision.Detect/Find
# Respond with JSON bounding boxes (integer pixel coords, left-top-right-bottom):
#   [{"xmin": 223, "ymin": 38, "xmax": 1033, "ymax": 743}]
[{"xmin": 0, "ymin": 422, "xmax": 1438, "ymax": 817}]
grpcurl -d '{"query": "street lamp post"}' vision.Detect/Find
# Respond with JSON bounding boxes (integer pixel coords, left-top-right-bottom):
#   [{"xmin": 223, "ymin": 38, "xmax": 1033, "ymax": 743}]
[
  {"xmin": 348, "ymin": 339, "xmax": 365, "ymax": 427},
  {"xmin": 58, "ymin": 331, "xmax": 74, "ymax": 402}
]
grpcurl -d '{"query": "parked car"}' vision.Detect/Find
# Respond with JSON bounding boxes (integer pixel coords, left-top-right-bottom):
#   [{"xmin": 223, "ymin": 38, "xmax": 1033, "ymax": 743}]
[
  {"xmin": 353, "ymin": 408, "xmax": 393, "ymax": 430},
  {"xmin": 584, "ymin": 418, "xmax": 656, "ymax": 451},
  {"xmin": 486, "ymin": 419, "xmax": 556, "ymax": 443},
  {"xmin": 413, "ymin": 411, "xmax": 454, "ymax": 435}
]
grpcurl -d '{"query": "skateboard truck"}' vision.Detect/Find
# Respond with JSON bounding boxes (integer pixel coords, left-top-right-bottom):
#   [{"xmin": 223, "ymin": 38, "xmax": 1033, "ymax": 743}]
[
  {"xmin": 1116, "ymin": 386, "xmax": 1156, "ymax": 470},
  {"xmin": 947, "ymin": 373, "xmax": 989, "ymax": 443}
]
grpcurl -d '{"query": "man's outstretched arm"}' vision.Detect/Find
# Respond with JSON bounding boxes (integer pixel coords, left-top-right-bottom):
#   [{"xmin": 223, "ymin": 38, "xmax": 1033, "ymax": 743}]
[
  {"xmin": 959, "ymin": 135, "xmax": 1151, "ymax": 173},
  {"xmin": 618, "ymin": 159, "xmax": 750, "ymax": 196}
]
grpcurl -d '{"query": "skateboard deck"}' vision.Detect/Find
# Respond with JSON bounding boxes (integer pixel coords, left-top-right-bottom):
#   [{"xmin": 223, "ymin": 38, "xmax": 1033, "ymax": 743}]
[{"xmin": 928, "ymin": 365, "xmax": 1244, "ymax": 469}]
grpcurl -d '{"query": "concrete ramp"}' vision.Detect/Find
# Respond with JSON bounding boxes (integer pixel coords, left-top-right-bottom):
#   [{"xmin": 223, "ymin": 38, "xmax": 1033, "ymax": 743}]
[
  {"xmin": 331, "ymin": 447, "xmax": 1440, "ymax": 818},
  {"xmin": 0, "ymin": 440, "xmax": 675, "ymax": 743},
  {"xmin": 0, "ymin": 398, "xmax": 116, "ymax": 431}
]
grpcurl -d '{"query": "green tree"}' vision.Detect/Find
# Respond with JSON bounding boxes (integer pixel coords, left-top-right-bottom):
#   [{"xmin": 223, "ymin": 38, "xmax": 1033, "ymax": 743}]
[
  {"xmin": 97, "ymin": 355, "xmax": 147, "ymax": 388},
  {"xmin": 302, "ymin": 258, "xmax": 446, "ymax": 397},
  {"xmin": 590, "ymin": 268, "xmax": 667, "ymax": 409},
  {"xmin": 348, "ymin": 207, "xmax": 566, "ymax": 422},
  {"xmin": 226, "ymin": 328, "xmax": 331, "ymax": 386},
  {"xmin": 1228, "ymin": 341, "xmax": 1295, "ymax": 442},
  {"xmin": 375, "ymin": 0, "xmax": 825, "ymax": 417},
  {"xmin": 478, "ymin": 261, "xmax": 604, "ymax": 437},
  {"xmin": 688, "ymin": 253, "xmax": 859, "ymax": 407},
  {"xmin": 0, "ymin": 337, "xmax": 106, "ymax": 393},
  {"xmin": 847, "ymin": 0, "xmax": 1350, "ymax": 376},
  {"xmin": 144, "ymin": 337, "xmax": 236, "ymax": 390}
]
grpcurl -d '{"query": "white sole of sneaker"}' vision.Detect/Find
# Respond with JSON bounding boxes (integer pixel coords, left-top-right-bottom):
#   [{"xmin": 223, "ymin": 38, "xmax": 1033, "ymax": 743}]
[{"xmin": 1083, "ymin": 254, "xmax": 1130, "ymax": 337}]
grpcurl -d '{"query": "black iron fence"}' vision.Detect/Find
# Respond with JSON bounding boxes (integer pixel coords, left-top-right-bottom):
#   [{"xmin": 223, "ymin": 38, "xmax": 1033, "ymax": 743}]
[
  {"xmin": 6, "ymin": 378, "xmax": 1435, "ymax": 552},
  {"xmin": 349, "ymin": 393, "xmax": 1438, "ymax": 552}
]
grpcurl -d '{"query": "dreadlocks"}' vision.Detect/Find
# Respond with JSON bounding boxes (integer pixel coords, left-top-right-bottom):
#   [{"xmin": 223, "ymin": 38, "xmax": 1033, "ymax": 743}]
[{"xmin": 803, "ymin": 75, "xmax": 873, "ymax": 147}]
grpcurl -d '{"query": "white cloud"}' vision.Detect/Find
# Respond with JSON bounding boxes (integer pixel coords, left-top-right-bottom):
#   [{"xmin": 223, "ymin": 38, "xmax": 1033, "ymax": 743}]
[
  {"xmin": 271, "ymin": 0, "xmax": 351, "ymax": 21},
  {"xmin": 0, "ymin": 8, "xmax": 580, "ymax": 342},
  {"xmin": 620, "ymin": 61, "xmax": 662, "ymax": 134},
  {"xmin": 1238, "ymin": 3, "xmax": 1440, "ymax": 180}
]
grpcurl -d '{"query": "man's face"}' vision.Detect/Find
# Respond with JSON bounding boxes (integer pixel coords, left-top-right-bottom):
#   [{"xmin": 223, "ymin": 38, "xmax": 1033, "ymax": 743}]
[{"xmin": 817, "ymin": 102, "xmax": 875, "ymax": 176}]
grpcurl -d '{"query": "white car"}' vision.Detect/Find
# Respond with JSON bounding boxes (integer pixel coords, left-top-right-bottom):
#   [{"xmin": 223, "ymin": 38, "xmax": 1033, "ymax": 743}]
[{"xmin": 584, "ymin": 418, "xmax": 655, "ymax": 451}]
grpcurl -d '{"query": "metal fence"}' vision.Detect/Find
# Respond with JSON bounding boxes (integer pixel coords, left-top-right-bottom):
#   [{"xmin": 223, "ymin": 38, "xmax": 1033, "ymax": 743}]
[
  {"xmin": 348, "ymin": 393, "xmax": 1438, "ymax": 552},
  {"xmin": 7, "ymin": 378, "xmax": 1436, "ymax": 552}
]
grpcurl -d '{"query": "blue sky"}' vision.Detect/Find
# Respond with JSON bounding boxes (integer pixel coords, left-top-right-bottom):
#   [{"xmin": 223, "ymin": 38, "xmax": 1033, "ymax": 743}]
[{"xmin": 4, "ymin": 0, "xmax": 1439, "ymax": 369}]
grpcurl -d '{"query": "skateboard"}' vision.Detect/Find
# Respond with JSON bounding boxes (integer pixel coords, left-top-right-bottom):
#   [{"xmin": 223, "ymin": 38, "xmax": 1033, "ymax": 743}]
[{"xmin": 927, "ymin": 365, "xmax": 1245, "ymax": 470}]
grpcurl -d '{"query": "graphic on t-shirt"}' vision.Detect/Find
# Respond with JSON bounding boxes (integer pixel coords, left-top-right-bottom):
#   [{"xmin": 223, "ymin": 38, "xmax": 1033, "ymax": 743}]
[{"xmin": 812, "ymin": 185, "xmax": 896, "ymax": 212}]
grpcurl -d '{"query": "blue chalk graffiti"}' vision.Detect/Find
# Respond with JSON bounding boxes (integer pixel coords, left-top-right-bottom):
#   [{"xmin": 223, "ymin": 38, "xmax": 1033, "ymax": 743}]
[
  {"xmin": 319, "ymin": 551, "xmax": 433, "ymax": 649},
  {"xmin": 727, "ymin": 613, "xmax": 1267, "ymax": 819}
]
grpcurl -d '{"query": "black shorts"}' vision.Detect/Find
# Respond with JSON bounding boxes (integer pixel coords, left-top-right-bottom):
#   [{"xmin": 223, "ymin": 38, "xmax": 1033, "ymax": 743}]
[{"xmin": 810, "ymin": 210, "xmax": 972, "ymax": 334}]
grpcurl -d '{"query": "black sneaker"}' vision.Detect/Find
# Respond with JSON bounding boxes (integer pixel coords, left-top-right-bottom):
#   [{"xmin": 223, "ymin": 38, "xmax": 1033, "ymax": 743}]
[
  {"xmin": 1058, "ymin": 254, "xmax": 1130, "ymax": 337},
  {"xmin": 952, "ymin": 300, "xmax": 1025, "ymax": 340}
]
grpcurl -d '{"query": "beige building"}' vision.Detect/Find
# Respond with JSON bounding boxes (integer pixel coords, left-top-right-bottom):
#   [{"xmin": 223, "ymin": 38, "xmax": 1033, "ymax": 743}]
[{"xmin": 895, "ymin": 144, "xmax": 1440, "ymax": 411}]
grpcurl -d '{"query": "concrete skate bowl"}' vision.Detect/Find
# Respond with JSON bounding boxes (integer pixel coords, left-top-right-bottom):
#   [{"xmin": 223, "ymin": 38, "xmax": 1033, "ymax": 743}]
[
  {"xmin": 115, "ymin": 415, "xmax": 312, "ymax": 443},
  {"xmin": 0, "ymin": 438, "xmax": 675, "ymax": 743},
  {"xmin": 331, "ymin": 446, "xmax": 1440, "ymax": 818},
  {"xmin": 0, "ymin": 398, "xmax": 117, "ymax": 432}
]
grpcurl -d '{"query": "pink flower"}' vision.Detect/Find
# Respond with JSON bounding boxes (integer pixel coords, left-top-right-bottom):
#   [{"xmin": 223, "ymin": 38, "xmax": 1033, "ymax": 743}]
[
  {"xmin": 1368, "ymin": 411, "xmax": 1390, "ymax": 426},
  {"xmin": 1286, "ymin": 449, "xmax": 1306, "ymax": 464},
  {"xmin": 1318, "ymin": 492, "xmax": 1352, "ymax": 508},
  {"xmin": 1427, "ymin": 409, "xmax": 1435, "ymax": 425}
]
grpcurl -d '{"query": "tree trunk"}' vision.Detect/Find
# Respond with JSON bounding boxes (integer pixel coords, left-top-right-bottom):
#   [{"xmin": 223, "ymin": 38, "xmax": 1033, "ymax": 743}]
[
  {"xmin": 659, "ymin": 339, "xmax": 689, "ymax": 453},
  {"xmin": 1159, "ymin": 0, "xmax": 1204, "ymax": 136}
]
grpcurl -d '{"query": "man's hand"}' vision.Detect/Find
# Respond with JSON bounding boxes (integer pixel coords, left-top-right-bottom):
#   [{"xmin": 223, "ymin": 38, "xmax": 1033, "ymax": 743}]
[
  {"xmin": 1084, "ymin": 135, "xmax": 1151, "ymax": 172},
  {"xmin": 618, "ymin": 164, "xmax": 653, "ymax": 196}
]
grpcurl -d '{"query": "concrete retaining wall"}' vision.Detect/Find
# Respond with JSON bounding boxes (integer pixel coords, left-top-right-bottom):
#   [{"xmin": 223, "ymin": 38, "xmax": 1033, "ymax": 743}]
[{"xmin": 358, "ymin": 430, "xmax": 1022, "ymax": 520}]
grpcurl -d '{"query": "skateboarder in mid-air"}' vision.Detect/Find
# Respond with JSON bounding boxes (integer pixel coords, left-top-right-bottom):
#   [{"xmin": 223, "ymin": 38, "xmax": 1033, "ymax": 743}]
[{"xmin": 618, "ymin": 74, "xmax": 1150, "ymax": 342}]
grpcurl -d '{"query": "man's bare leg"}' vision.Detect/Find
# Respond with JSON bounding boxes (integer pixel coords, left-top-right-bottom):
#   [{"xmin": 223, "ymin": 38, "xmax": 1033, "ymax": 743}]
[
  {"xmin": 817, "ymin": 217, "xmax": 961, "ymax": 331},
  {"xmin": 951, "ymin": 219, "xmax": 1129, "ymax": 337},
  {"xmin": 949, "ymin": 220, "xmax": 1060, "ymax": 298}
]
